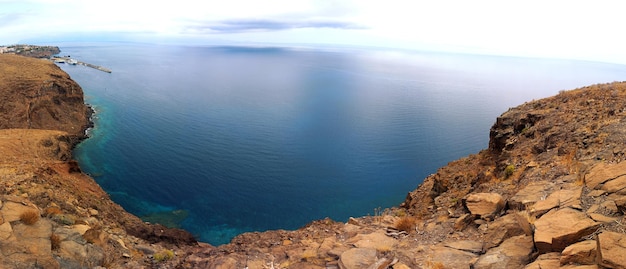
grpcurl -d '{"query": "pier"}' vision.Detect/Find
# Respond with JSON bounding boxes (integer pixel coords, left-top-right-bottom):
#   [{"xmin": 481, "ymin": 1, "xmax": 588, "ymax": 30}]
[{"xmin": 51, "ymin": 56, "xmax": 112, "ymax": 73}]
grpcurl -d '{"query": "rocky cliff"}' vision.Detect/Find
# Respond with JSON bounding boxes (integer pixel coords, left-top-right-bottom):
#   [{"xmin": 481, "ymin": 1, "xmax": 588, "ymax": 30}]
[
  {"xmin": 0, "ymin": 54, "xmax": 89, "ymax": 139},
  {"xmin": 2, "ymin": 53, "xmax": 626, "ymax": 269}
]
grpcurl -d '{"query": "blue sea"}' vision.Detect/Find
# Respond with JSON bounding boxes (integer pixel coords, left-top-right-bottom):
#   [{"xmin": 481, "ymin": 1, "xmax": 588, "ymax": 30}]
[{"xmin": 58, "ymin": 44, "xmax": 626, "ymax": 245}]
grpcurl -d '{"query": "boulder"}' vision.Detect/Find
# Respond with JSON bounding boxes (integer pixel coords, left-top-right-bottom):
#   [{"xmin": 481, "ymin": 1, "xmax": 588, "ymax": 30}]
[
  {"xmin": 531, "ymin": 187, "xmax": 582, "ymax": 216},
  {"xmin": 484, "ymin": 213, "xmax": 532, "ymax": 249},
  {"xmin": 208, "ymin": 257, "xmax": 238, "ymax": 269},
  {"xmin": 288, "ymin": 262, "xmax": 325, "ymax": 269},
  {"xmin": 585, "ymin": 161, "xmax": 626, "ymax": 189},
  {"xmin": 524, "ymin": 253, "xmax": 560, "ymax": 269},
  {"xmin": 0, "ymin": 221, "xmax": 12, "ymax": 240},
  {"xmin": 597, "ymin": 231, "xmax": 626, "ymax": 269},
  {"xmin": 1, "ymin": 219, "xmax": 58, "ymax": 269},
  {"xmin": 586, "ymin": 190, "xmax": 606, "ymax": 197},
  {"xmin": 393, "ymin": 262, "xmax": 411, "ymax": 269},
  {"xmin": 600, "ymin": 200, "xmax": 619, "ymax": 215},
  {"xmin": 509, "ymin": 181, "xmax": 554, "ymax": 210},
  {"xmin": 444, "ymin": 240, "xmax": 484, "ymax": 254},
  {"xmin": 454, "ymin": 213, "xmax": 475, "ymax": 231},
  {"xmin": 588, "ymin": 213, "xmax": 619, "ymax": 223},
  {"xmin": 616, "ymin": 195, "xmax": 626, "ymax": 212},
  {"xmin": 534, "ymin": 208, "xmax": 599, "ymax": 253},
  {"xmin": 57, "ymin": 241, "xmax": 105, "ymax": 268},
  {"xmin": 338, "ymin": 248, "xmax": 377, "ymax": 269},
  {"xmin": 560, "ymin": 240, "xmax": 597, "ymax": 265},
  {"xmin": 429, "ymin": 246, "xmax": 478, "ymax": 269},
  {"xmin": 318, "ymin": 236, "xmax": 337, "ymax": 256},
  {"xmin": 11, "ymin": 219, "xmax": 53, "ymax": 252},
  {"xmin": 601, "ymin": 175, "xmax": 626, "ymax": 194},
  {"xmin": 474, "ymin": 235, "xmax": 534, "ymax": 269},
  {"xmin": 348, "ymin": 231, "xmax": 397, "ymax": 251},
  {"xmin": 560, "ymin": 265, "xmax": 599, "ymax": 269},
  {"xmin": 464, "ymin": 193, "xmax": 505, "ymax": 219},
  {"xmin": 1, "ymin": 201, "xmax": 38, "ymax": 223}
]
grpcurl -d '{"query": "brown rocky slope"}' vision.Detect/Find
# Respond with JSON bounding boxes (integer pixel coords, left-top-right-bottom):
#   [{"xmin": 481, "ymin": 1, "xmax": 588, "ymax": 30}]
[{"xmin": 3, "ymin": 52, "xmax": 626, "ymax": 268}]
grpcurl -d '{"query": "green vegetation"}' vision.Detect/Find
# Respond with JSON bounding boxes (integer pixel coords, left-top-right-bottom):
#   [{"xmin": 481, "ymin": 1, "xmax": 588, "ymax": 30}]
[
  {"xmin": 51, "ymin": 214, "xmax": 75, "ymax": 225},
  {"xmin": 504, "ymin": 164, "xmax": 515, "ymax": 179},
  {"xmin": 153, "ymin": 249, "xmax": 175, "ymax": 262}
]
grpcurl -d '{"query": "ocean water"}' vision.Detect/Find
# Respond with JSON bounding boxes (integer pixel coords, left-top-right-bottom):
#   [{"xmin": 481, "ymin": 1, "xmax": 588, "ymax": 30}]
[{"xmin": 58, "ymin": 44, "xmax": 626, "ymax": 245}]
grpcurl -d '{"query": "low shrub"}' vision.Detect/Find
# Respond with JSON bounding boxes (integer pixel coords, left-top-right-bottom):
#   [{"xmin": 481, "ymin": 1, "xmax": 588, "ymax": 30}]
[
  {"xmin": 51, "ymin": 214, "xmax": 75, "ymax": 225},
  {"xmin": 504, "ymin": 164, "xmax": 515, "ymax": 179},
  {"xmin": 20, "ymin": 210, "xmax": 40, "ymax": 225},
  {"xmin": 153, "ymin": 249, "xmax": 175, "ymax": 262},
  {"xmin": 44, "ymin": 206, "xmax": 62, "ymax": 217},
  {"xmin": 395, "ymin": 216, "xmax": 417, "ymax": 233},
  {"xmin": 50, "ymin": 234, "xmax": 61, "ymax": 250}
]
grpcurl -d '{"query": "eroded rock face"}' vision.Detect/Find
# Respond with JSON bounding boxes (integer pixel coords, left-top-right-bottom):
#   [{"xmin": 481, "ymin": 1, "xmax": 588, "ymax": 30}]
[
  {"xmin": 0, "ymin": 54, "xmax": 90, "ymax": 139},
  {"xmin": 338, "ymin": 248, "xmax": 377, "ymax": 269},
  {"xmin": 429, "ymin": 246, "xmax": 478, "ymax": 269}
]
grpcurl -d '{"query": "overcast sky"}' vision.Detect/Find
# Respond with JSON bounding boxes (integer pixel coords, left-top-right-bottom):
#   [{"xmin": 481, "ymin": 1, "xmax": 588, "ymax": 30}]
[{"xmin": 2, "ymin": 0, "xmax": 626, "ymax": 64}]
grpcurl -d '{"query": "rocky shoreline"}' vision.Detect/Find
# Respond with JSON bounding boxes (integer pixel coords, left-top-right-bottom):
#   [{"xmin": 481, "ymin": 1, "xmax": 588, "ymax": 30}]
[{"xmin": 1, "ymin": 52, "xmax": 626, "ymax": 268}]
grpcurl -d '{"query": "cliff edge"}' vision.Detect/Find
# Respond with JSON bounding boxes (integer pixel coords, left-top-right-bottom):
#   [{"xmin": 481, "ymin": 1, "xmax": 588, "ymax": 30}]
[{"xmin": 2, "ymin": 52, "xmax": 626, "ymax": 268}]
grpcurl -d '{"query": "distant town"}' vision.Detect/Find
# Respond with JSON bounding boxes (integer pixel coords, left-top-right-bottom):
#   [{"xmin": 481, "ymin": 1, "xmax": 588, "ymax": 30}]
[
  {"xmin": 1, "ymin": 44, "xmax": 111, "ymax": 73},
  {"xmin": 0, "ymin": 44, "xmax": 61, "ymax": 58}
]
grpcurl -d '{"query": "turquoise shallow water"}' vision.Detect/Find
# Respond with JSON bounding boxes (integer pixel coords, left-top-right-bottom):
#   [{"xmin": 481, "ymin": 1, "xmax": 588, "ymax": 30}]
[{"xmin": 59, "ymin": 44, "xmax": 626, "ymax": 245}]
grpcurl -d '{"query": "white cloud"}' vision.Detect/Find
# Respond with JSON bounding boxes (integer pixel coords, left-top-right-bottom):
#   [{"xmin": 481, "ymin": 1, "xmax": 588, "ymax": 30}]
[{"xmin": 1, "ymin": 0, "xmax": 625, "ymax": 64}]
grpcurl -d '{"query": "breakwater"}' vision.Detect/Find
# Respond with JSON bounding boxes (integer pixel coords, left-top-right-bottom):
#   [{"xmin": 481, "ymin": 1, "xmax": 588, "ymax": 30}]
[{"xmin": 52, "ymin": 56, "xmax": 112, "ymax": 73}]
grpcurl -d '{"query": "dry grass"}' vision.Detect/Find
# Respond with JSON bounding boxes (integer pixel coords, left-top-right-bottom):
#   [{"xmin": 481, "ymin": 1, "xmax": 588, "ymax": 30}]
[
  {"xmin": 517, "ymin": 210, "xmax": 536, "ymax": 225},
  {"xmin": 20, "ymin": 210, "xmax": 40, "ymax": 225},
  {"xmin": 425, "ymin": 260, "xmax": 445, "ymax": 269},
  {"xmin": 395, "ymin": 216, "xmax": 417, "ymax": 233},
  {"xmin": 44, "ymin": 206, "xmax": 62, "ymax": 217},
  {"xmin": 50, "ymin": 234, "xmax": 61, "ymax": 250}
]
